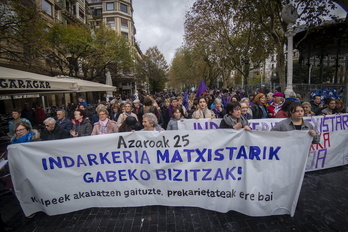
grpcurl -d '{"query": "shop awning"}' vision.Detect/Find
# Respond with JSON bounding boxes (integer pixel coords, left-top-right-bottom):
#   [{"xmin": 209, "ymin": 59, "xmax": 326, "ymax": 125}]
[{"xmin": 0, "ymin": 66, "xmax": 116, "ymax": 95}]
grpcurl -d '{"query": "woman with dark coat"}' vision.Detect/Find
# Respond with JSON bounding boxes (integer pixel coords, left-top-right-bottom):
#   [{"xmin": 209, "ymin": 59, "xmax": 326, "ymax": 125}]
[
  {"xmin": 250, "ymin": 93, "xmax": 268, "ymax": 119},
  {"xmin": 70, "ymin": 110, "xmax": 92, "ymax": 137},
  {"xmin": 220, "ymin": 102, "xmax": 251, "ymax": 130}
]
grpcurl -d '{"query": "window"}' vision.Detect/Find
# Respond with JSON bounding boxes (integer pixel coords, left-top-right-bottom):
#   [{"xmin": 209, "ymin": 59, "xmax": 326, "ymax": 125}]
[
  {"xmin": 120, "ymin": 3, "xmax": 128, "ymax": 13},
  {"xmin": 122, "ymin": 32, "xmax": 128, "ymax": 39},
  {"xmin": 42, "ymin": 0, "xmax": 52, "ymax": 16},
  {"xmin": 94, "ymin": 8, "xmax": 102, "ymax": 16},
  {"xmin": 107, "ymin": 17, "xmax": 115, "ymax": 28},
  {"xmin": 106, "ymin": 2, "xmax": 114, "ymax": 11},
  {"xmin": 121, "ymin": 18, "xmax": 128, "ymax": 27}
]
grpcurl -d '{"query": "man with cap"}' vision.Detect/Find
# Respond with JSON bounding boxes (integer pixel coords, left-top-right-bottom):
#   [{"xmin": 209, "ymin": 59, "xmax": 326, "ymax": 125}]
[{"xmin": 268, "ymin": 92, "xmax": 284, "ymax": 118}]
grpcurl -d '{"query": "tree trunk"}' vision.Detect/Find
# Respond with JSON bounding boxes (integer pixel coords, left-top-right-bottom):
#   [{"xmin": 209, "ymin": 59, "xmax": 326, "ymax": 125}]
[{"xmin": 276, "ymin": 43, "xmax": 286, "ymax": 92}]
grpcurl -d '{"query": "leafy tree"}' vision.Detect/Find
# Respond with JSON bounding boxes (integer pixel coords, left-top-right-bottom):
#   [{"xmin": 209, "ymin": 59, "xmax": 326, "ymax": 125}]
[
  {"xmin": 136, "ymin": 46, "xmax": 168, "ymax": 93},
  {"xmin": 44, "ymin": 24, "xmax": 92, "ymax": 77},
  {"xmin": 184, "ymin": 0, "xmax": 274, "ymax": 87},
  {"xmin": 82, "ymin": 25, "xmax": 134, "ymax": 82},
  {"xmin": 184, "ymin": 0, "xmax": 339, "ymax": 90},
  {"xmin": 228, "ymin": 0, "xmax": 338, "ymax": 89},
  {"xmin": 168, "ymin": 46, "xmax": 205, "ymax": 90},
  {"xmin": 0, "ymin": 0, "xmax": 47, "ymax": 69}
]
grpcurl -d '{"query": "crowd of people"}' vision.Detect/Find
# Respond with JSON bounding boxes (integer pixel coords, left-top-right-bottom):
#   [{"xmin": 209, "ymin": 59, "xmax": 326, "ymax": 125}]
[
  {"xmin": 2, "ymin": 87, "xmax": 347, "ymax": 222},
  {"xmin": 7, "ymin": 88, "xmax": 346, "ymax": 146}
]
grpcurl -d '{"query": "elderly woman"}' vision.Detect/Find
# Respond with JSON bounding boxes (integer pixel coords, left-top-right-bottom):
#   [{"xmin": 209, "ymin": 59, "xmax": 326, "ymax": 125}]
[
  {"xmin": 250, "ymin": 93, "xmax": 268, "ymax": 119},
  {"xmin": 116, "ymin": 101, "xmax": 138, "ymax": 128},
  {"xmin": 91, "ymin": 109, "xmax": 118, "ymax": 135},
  {"xmin": 275, "ymin": 99, "xmax": 294, "ymax": 118},
  {"xmin": 302, "ymin": 102, "xmax": 315, "ymax": 117},
  {"xmin": 11, "ymin": 121, "xmax": 40, "ymax": 144},
  {"xmin": 141, "ymin": 113, "xmax": 164, "ymax": 131},
  {"xmin": 41, "ymin": 117, "xmax": 68, "ymax": 140},
  {"xmin": 240, "ymin": 102, "xmax": 252, "ymax": 120},
  {"xmin": 70, "ymin": 109, "xmax": 92, "ymax": 137},
  {"xmin": 220, "ymin": 102, "xmax": 251, "ymax": 130},
  {"xmin": 192, "ymin": 97, "xmax": 215, "ymax": 119},
  {"xmin": 212, "ymin": 98, "xmax": 224, "ymax": 118},
  {"xmin": 271, "ymin": 102, "xmax": 319, "ymax": 144}
]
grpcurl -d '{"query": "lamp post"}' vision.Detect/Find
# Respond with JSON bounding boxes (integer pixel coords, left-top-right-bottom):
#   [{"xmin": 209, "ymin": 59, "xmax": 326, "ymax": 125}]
[{"xmin": 281, "ymin": 4, "xmax": 298, "ymax": 98}]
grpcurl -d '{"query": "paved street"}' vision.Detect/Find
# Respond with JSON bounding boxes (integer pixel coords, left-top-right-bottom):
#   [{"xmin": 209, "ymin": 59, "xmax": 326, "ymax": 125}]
[{"xmin": 1, "ymin": 165, "xmax": 347, "ymax": 232}]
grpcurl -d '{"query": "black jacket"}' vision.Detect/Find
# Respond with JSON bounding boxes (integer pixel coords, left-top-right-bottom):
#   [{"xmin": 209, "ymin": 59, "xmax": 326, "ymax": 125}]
[{"xmin": 41, "ymin": 125, "xmax": 68, "ymax": 141}]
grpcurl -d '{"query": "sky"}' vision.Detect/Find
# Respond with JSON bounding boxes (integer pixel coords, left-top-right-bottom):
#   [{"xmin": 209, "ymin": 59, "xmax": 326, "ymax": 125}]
[
  {"xmin": 133, "ymin": 0, "xmax": 195, "ymax": 64},
  {"xmin": 133, "ymin": 0, "xmax": 347, "ymax": 65}
]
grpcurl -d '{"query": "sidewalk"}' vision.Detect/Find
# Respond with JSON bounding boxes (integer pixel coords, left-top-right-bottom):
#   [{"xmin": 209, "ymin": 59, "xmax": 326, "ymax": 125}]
[{"xmin": 1, "ymin": 165, "xmax": 347, "ymax": 232}]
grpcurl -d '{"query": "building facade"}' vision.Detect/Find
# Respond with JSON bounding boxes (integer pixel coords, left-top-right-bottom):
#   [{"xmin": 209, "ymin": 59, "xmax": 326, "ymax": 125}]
[{"xmin": 39, "ymin": 0, "xmax": 91, "ymax": 26}]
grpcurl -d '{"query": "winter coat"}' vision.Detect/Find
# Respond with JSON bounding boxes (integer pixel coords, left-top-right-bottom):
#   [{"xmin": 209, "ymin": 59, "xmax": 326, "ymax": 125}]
[
  {"xmin": 41, "ymin": 125, "xmax": 68, "ymax": 141},
  {"xmin": 91, "ymin": 119, "xmax": 118, "ymax": 135},
  {"xmin": 219, "ymin": 114, "xmax": 249, "ymax": 129},
  {"xmin": 72, "ymin": 119, "xmax": 92, "ymax": 137}
]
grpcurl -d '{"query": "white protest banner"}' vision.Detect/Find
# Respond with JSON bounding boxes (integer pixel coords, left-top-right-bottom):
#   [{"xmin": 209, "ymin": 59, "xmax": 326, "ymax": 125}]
[
  {"xmin": 9, "ymin": 130, "xmax": 312, "ymax": 217},
  {"xmin": 178, "ymin": 114, "xmax": 348, "ymax": 171}
]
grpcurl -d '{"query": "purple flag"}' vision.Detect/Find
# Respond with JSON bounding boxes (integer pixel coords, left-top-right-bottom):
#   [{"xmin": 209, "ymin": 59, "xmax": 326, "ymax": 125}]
[{"xmin": 195, "ymin": 80, "xmax": 208, "ymax": 98}]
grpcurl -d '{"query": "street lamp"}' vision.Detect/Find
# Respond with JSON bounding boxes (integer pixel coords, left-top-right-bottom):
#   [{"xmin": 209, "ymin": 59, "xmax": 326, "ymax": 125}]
[{"xmin": 282, "ymin": 4, "xmax": 298, "ymax": 98}]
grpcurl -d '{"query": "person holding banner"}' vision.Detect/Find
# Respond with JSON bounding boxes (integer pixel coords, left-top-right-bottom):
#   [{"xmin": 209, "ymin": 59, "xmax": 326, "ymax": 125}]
[
  {"xmin": 141, "ymin": 113, "xmax": 164, "ymax": 131},
  {"xmin": 192, "ymin": 97, "xmax": 215, "ymax": 119},
  {"xmin": 271, "ymin": 102, "xmax": 320, "ymax": 144},
  {"xmin": 219, "ymin": 102, "xmax": 251, "ymax": 131}
]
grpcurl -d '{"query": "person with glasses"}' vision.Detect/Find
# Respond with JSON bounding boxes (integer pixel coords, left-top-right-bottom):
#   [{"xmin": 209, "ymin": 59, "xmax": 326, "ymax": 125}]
[
  {"xmin": 8, "ymin": 109, "xmax": 32, "ymax": 137},
  {"xmin": 240, "ymin": 102, "xmax": 252, "ymax": 120},
  {"xmin": 11, "ymin": 121, "xmax": 40, "ymax": 144},
  {"xmin": 91, "ymin": 109, "xmax": 118, "ymax": 135},
  {"xmin": 41, "ymin": 117, "xmax": 68, "ymax": 141},
  {"xmin": 116, "ymin": 102, "xmax": 138, "ymax": 128},
  {"xmin": 219, "ymin": 102, "xmax": 251, "ymax": 130}
]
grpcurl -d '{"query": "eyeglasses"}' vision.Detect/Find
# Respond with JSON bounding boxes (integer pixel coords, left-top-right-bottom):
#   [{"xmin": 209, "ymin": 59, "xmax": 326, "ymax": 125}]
[
  {"xmin": 233, "ymin": 108, "xmax": 241, "ymax": 111},
  {"xmin": 99, "ymin": 113, "xmax": 106, "ymax": 116},
  {"xmin": 241, "ymin": 107, "xmax": 248, "ymax": 109},
  {"xmin": 15, "ymin": 128, "xmax": 26, "ymax": 132},
  {"xmin": 45, "ymin": 124, "xmax": 52, "ymax": 127}
]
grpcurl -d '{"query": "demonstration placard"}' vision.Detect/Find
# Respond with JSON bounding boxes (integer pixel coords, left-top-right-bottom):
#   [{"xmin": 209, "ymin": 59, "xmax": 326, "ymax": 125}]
[
  {"xmin": 9, "ymin": 130, "xmax": 312, "ymax": 217},
  {"xmin": 178, "ymin": 114, "xmax": 348, "ymax": 171}
]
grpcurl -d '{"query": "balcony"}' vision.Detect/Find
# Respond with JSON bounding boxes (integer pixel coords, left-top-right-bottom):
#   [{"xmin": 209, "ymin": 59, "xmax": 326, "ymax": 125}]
[{"xmin": 88, "ymin": 0, "xmax": 102, "ymax": 3}]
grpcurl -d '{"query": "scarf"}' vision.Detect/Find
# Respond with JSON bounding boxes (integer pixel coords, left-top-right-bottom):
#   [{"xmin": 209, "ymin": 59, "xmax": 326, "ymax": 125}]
[
  {"xmin": 196, "ymin": 108, "xmax": 212, "ymax": 118},
  {"xmin": 11, "ymin": 132, "xmax": 35, "ymax": 144},
  {"xmin": 99, "ymin": 118, "xmax": 109, "ymax": 134}
]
